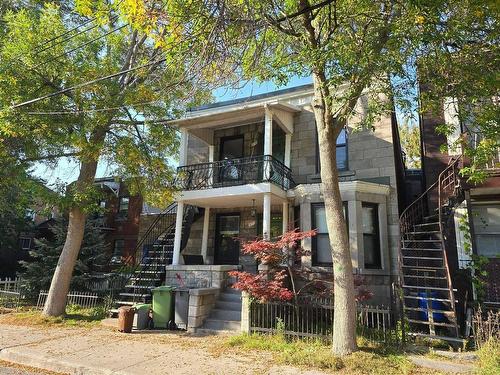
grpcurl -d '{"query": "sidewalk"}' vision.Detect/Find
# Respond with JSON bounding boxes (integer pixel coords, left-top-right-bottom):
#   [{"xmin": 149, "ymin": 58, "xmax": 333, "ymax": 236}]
[{"xmin": 0, "ymin": 324, "xmax": 326, "ymax": 375}]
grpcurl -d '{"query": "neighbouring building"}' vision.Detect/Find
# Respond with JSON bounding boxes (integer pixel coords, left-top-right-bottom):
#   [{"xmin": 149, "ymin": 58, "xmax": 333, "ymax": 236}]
[{"xmin": 93, "ymin": 177, "xmax": 143, "ymax": 266}]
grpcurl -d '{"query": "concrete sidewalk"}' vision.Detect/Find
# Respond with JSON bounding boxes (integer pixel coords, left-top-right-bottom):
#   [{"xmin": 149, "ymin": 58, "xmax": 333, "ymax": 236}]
[{"xmin": 0, "ymin": 324, "xmax": 325, "ymax": 375}]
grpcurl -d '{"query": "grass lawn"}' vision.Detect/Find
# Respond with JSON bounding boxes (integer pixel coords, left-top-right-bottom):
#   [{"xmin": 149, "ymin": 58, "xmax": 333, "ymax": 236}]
[
  {"xmin": 0, "ymin": 304, "xmax": 108, "ymax": 328},
  {"xmin": 224, "ymin": 333, "xmax": 476, "ymax": 374}
]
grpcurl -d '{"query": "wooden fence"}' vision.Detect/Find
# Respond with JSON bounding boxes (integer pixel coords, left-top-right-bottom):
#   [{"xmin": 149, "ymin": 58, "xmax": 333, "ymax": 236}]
[
  {"xmin": 36, "ymin": 290, "xmax": 102, "ymax": 310},
  {"xmin": 250, "ymin": 297, "xmax": 401, "ymax": 343}
]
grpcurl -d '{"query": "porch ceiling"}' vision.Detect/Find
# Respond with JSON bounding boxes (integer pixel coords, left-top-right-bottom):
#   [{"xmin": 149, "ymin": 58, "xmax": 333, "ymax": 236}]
[
  {"xmin": 178, "ymin": 183, "xmax": 287, "ymax": 208},
  {"xmin": 170, "ymin": 101, "xmax": 300, "ymax": 131}
]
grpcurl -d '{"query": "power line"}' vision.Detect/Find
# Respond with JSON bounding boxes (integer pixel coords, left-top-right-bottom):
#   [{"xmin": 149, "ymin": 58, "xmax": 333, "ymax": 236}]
[
  {"xmin": 33, "ymin": 22, "xmax": 128, "ymax": 69},
  {"xmin": 32, "ymin": 17, "xmax": 97, "ymax": 52},
  {"xmin": 23, "ymin": 100, "xmax": 163, "ymax": 115},
  {"xmin": 11, "ymin": 56, "xmax": 167, "ymax": 109}
]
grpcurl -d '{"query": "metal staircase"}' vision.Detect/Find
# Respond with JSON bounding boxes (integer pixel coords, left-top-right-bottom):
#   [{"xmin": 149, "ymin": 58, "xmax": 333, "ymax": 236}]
[
  {"xmin": 399, "ymin": 157, "xmax": 464, "ymax": 341},
  {"xmin": 111, "ymin": 203, "xmax": 201, "ymax": 311}
]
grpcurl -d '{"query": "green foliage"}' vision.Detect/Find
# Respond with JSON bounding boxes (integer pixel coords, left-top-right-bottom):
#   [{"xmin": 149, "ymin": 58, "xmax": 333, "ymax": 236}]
[
  {"xmin": 0, "ymin": 2, "xmax": 211, "ymax": 209},
  {"xmin": 18, "ymin": 217, "xmax": 110, "ymax": 298},
  {"xmin": 399, "ymin": 121, "xmax": 422, "ymax": 169},
  {"xmin": 458, "ymin": 212, "xmax": 489, "ymax": 302},
  {"xmin": 476, "ymin": 338, "xmax": 500, "ymax": 375}
]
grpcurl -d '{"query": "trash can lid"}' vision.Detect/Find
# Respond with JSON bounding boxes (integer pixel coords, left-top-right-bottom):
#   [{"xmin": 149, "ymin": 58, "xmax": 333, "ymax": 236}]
[
  {"xmin": 133, "ymin": 303, "xmax": 151, "ymax": 310},
  {"xmin": 152, "ymin": 286, "xmax": 174, "ymax": 292}
]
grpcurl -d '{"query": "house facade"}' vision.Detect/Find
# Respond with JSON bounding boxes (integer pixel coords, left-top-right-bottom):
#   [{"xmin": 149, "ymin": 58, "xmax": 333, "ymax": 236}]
[{"xmin": 168, "ymin": 84, "xmax": 402, "ymax": 305}]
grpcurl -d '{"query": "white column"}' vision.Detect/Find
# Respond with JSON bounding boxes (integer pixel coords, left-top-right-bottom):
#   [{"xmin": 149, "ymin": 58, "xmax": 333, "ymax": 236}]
[
  {"xmin": 208, "ymin": 145, "xmax": 215, "ymax": 187},
  {"xmin": 200, "ymin": 207, "xmax": 210, "ymax": 264},
  {"xmin": 263, "ymin": 193, "xmax": 271, "ymax": 240},
  {"xmin": 264, "ymin": 106, "xmax": 273, "ymax": 180},
  {"xmin": 282, "ymin": 201, "xmax": 289, "ymax": 234},
  {"xmin": 179, "ymin": 128, "xmax": 189, "ymax": 166},
  {"xmin": 172, "ymin": 201, "xmax": 184, "ymax": 265},
  {"xmin": 284, "ymin": 133, "xmax": 292, "ymax": 168}
]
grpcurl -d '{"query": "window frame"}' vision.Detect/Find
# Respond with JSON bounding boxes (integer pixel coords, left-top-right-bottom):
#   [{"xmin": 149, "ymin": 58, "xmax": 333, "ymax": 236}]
[
  {"xmin": 311, "ymin": 202, "xmax": 348, "ymax": 267},
  {"xmin": 117, "ymin": 196, "xmax": 130, "ymax": 218},
  {"xmin": 362, "ymin": 202, "xmax": 382, "ymax": 269},
  {"xmin": 111, "ymin": 239, "xmax": 125, "ymax": 264},
  {"xmin": 316, "ymin": 126, "xmax": 348, "ymax": 173},
  {"xmin": 19, "ymin": 237, "xmax": 31, "ymax": 251}
]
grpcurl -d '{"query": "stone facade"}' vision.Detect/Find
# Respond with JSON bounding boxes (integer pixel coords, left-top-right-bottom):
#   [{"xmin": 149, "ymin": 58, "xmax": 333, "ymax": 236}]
[
  {"xmin": 164, "ymin": 265, "xmax": 238, "ymax": 289},
  {"xmin": 175, "ymin": 85, "xmax": 401, "ymax": 305},
  {"xmin": 187, "ymin": 287, "xmax": 219, "ymax": 332}
]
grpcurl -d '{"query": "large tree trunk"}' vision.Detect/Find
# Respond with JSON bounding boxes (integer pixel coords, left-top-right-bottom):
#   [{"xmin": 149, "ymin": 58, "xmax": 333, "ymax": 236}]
[
  {"xmin": 311, "ymin": 73, "xmax": 357, "ymax": 355},
  {"xmin": 42, "ymin": 159, "xmax": 99, "ymax": 316}
]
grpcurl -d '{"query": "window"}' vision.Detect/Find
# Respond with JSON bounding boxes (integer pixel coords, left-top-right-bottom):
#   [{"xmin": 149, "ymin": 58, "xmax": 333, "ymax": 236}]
[
  {"xmin": 257, "ymin": 214, "xmax": 283, "ymax": 239},
  {"xmin": 110, "ymin": 239, "xmax": 125, "ymax": 264},
  {"xmin": 362, "ymin": 203, "xmax": 381, "ymax": 269},
  {"xmin": 316, "ymin": 127, "xmax": 348, "ymax": 172},
  {"xmin": 471, "ymin": 203, "xmax": 500, "ymax": 258},
  {"xmin": 118, "ymin": 197, "xmax": 129, "ymax": 218},
  {"xmin": 19, "ymin": 237, "xmax": 31, "ymax": 250},
  {"xmin": 311, "ymin": 203, "xmax": 348, "ymax": 266}
]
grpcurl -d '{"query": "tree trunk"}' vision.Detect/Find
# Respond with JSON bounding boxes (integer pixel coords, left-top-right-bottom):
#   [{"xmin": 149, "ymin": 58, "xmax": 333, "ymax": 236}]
[
  {"xmin": 311, "ymin": 73, "xmax": 357, "ymax": 355},
  {"xmin": 42, "ymin": 159, "xmax": 99, "ymax": 316}
]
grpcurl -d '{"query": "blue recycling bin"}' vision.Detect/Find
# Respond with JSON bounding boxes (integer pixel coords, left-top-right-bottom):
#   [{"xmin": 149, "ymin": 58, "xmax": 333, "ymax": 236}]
[{"xmin": 418, "ymin": 291, "xmax": 445, "ymax": 322}]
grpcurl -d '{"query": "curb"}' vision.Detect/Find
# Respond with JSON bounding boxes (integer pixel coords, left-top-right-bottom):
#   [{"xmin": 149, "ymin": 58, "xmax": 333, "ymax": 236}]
[{"xmin": 0, "ymin": 347, "xmax": 116, "ymax": 375}]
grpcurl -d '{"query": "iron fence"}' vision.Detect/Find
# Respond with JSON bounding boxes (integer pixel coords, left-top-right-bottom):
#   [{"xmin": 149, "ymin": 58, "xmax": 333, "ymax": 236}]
[
  {"xmin": 36, "ymin": 290, "xmax": 102, "ymax": 310},
  {"xmin": 250, "ymin": 296, "xmax": 401, "ymax": 343}
]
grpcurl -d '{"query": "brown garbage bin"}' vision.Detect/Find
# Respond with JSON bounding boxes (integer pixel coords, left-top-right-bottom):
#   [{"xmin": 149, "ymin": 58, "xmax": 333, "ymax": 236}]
[{"xmin": 118, "ymin": 306, "xmax": 136, "ymax": 333}]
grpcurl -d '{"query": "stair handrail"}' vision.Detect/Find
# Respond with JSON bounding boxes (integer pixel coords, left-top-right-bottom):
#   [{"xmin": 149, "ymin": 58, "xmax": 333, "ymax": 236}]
[
  {"xmin": 398, "ymin": 156, "xmax": 462, "ymax": 336},
  {"xmin": 110, "ymin": 203, "xmax": 178, "ymax": 289},
  {"xmin": 437, "ymin": 156, "xmax": 462, "ymax": 337}
]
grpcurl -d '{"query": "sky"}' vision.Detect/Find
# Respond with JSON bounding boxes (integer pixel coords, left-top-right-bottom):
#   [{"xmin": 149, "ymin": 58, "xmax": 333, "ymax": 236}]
[{"xmin": 32, "ymin": 74, "xmax": 416, "ymax": 188}]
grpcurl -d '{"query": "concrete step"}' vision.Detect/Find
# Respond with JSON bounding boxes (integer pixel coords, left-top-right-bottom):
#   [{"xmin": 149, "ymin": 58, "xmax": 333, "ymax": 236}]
[
  {"xmin": 209, "ymin": 309, "xmax": 241, "ymax": 321},
  {"xmin": 223, "ymin": 287, "xmax": 242, "ymax": 295},
  {"xmin": 219, "ymin": 292, "xmax": 241, "ymax": 302},
  {"xmin": 203, "ymin": 318, "xmax": 240, "ymax": 331},
  {"xmin": 215, "ymin": 300, "xmax": 241, "ymax": 311}
]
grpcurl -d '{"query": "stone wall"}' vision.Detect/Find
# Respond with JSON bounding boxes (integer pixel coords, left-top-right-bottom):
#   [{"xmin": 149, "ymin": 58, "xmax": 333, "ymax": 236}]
[
  {"xmin": 164, "ymin": 265, "xmax": 238, "ymax": 289},
  {"xmin": 187, "ymin": 287, "xmax": 219, "ymax": 332}
]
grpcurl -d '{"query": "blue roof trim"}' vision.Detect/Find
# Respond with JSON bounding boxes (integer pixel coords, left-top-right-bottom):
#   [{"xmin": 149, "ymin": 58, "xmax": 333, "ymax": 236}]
[{"xmin": 188, "ymin": 83, "xmax": 314, "ymax": 112}]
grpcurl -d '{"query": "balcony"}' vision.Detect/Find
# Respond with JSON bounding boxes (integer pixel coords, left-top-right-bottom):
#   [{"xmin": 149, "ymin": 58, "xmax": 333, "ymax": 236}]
[{"xmin": 176, "ymin": 155, "xmax": 295, "ymax": 191}]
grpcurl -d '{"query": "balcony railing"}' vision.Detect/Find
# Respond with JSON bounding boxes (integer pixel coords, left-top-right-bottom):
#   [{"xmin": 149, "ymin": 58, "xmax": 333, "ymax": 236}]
[{"xmin": 176, "ymin": 155, "xmax": 295, "ymax": 191}]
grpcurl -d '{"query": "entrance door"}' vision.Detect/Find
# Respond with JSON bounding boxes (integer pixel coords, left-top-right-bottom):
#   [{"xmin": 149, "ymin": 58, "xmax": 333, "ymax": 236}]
[
  {"xmin": 218, "ymin": 135, "xmax": 244, "ymax": 184},
  {"xmin": 215, "ymin": 214, "xmax": 240, "ymax": 264}
]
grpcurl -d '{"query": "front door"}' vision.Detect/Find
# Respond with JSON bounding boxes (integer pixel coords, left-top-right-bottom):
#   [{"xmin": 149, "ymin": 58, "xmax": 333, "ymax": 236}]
[{"xmin": 215, "ymin": 214, "xmax": 240, "ymax": 264}]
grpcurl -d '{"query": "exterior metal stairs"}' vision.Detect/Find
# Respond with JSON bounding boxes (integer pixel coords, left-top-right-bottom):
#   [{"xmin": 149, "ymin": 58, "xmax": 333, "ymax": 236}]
[
  {"xmin": 111, "ymin": 204, "xmax": 202, "ymax": 313},
  {"xmin": 399, "ymin": 157, "xmax": 465, "ymax": 342}
]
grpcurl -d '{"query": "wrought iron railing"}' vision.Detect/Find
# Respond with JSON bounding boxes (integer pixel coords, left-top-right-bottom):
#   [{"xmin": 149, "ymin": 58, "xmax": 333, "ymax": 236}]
[
  {"xmin": 398, "ymin": 156, "xmax": 463, "ymax": 336},
  {"xmin": 176, "ymin": 155, "xmax": 295, "ymax": 191}
]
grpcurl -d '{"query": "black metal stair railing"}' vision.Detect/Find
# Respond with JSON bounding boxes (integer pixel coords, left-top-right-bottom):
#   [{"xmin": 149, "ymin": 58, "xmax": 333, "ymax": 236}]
[
  {"xmin": 176, "ymin": 155, "xmax": 295, "ymax": 191},
  {"xmin": 398, "ymin": 156, "xmax": 463, "ymax": 338}
]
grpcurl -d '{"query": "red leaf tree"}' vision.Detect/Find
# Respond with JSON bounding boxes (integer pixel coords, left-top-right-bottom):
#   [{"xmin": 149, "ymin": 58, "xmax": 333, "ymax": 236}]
[{"xmin": 229, "ymin": 229, "xmax": 373, "ymax": 303}]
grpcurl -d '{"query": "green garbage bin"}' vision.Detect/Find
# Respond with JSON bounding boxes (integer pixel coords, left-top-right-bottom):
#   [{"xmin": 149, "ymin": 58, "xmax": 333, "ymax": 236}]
[
  {"xmin": 152, "ymin": 286, "xmax": 174, "ymax": 329},
  {"xmin": 133, "ymin": 303, "xmax": 151, "ymax": 330}
]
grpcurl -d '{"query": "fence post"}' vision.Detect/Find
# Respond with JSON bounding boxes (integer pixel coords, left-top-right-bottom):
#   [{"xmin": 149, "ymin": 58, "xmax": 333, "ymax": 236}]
[{"xmin": 241, "ymin": 292, "xmax": 251, "ymax": 334}]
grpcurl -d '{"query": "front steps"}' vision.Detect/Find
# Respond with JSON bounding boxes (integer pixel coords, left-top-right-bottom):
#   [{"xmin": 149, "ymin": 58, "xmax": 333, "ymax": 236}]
[{"xmin": 200, "ymin": 288, "xmax": 242, "ymax": 333}]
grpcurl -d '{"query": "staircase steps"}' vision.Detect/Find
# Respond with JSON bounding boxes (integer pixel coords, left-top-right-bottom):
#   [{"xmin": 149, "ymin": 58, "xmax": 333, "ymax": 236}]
[{"xmin": 201, "ymin": 288, "xmax": 242, "ymax": 333}]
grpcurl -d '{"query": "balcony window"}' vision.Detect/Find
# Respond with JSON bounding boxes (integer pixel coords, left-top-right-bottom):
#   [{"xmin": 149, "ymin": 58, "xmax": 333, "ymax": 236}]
[
  {"xmin": 118, "ymin": 197, "xmax": 129, "ymax": 218},
  {"xmin": 362, "ymin": 203, "xmax": 381, "ymax": 269},
  {"xmin": 311, "ymin": 203, "xmax": 348, "ymax": 266},
  {"xmin": 316, "ymin": 127, "xmax": 348, "ymax": 172},
  {"xmin": 110, "ymin": 239, "xmax": 125, "ymax": 264}
]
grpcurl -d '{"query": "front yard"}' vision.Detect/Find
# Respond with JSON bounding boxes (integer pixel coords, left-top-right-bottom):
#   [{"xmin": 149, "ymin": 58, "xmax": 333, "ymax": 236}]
[{"xmin": 0, "ymin": 309, "xmax": 495, "ymax": 374}]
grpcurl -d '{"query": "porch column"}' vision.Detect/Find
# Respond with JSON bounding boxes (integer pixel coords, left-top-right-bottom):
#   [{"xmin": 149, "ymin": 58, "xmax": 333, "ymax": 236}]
[
  {"xmin": 284, "ymin": 133, "xmax": 292, "ymax": 168},
  {"xmin": 282, "ymin": 201, "xmax": 289, "ymax": 233},
  {"xmin": 264, "ymin": 106, "xmax": 273, "ymax": 180},
  {"xmin": 179, "ymin": 128, "xmax": 189, "ymax": 165},
  {"xmin": 200, "ymin": 207, "xmax": 210, "ymax": 264},
  {"xmin": 263, "ymin": 193, "xmax": 271, "ymax": 240},
  {"xmin": 172, "ymin": 201, "xmax": 184, "ymax": 265},
  {"xmin": 208, "ymin": 145, "xmax": 215, "ymax": 187}
]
